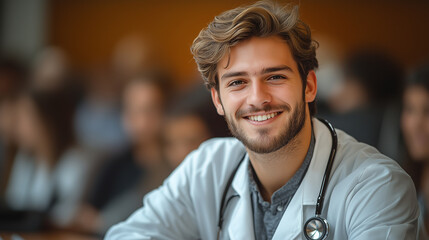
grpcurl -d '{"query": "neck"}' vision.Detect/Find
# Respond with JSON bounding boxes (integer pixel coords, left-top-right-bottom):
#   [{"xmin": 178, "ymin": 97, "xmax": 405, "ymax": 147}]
[
  {"xmin": 134, "ymin": 139, "xmax": 163, "ymax": 169},
  {"xmin": 248, "ymin": 116, "xmax": 313, "ymax": 202},
  {"xmin": 34, "ymin": 134, "xmax": 56, "ymax": 167}
]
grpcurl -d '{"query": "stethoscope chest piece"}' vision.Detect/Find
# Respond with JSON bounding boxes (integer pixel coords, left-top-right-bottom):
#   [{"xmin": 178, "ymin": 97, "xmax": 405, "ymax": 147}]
[{"xmin": 303, "ymin": 216, "xmax": 329, "ymax": 240}]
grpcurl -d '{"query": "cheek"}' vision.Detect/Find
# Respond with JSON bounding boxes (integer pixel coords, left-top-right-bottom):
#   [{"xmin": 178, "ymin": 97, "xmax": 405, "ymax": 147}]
[
  {"xmin": 401, "ymin": 113, "xmax": 416, "ymax": 138},
  {"xmin": 401, "ymin": 114, "xmax": 410, "ymax": 132},
  {"xmin": 271, "ymin": 87, "xmax": 300, "ymax": 106}
]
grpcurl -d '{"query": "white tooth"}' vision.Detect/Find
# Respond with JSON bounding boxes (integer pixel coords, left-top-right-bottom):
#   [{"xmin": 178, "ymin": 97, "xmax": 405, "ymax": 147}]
[{"xmin": 249, "ymin": 113, "xmax": 278, "ymax": 122}]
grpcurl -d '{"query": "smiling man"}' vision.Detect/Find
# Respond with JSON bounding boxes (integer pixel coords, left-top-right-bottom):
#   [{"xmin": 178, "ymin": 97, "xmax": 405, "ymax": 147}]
[{"xmin": 105, "ymin": 1, "xmax": 421, "ymax": 239}]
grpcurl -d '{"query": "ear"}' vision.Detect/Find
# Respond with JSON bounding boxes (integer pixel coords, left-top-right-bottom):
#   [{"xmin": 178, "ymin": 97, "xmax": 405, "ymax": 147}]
[
  {"xmin": 211, "ymin": 88, "xmax": 225, "ymax": 116},
  {"xmin": 305, "ymin": 70, "xmax": 317, "ymax": 103}
]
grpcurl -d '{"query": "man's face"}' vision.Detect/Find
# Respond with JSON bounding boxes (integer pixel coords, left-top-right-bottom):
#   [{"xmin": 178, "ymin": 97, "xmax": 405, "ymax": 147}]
[
  {"xmin": 211, "ymin": 36, "xmax": 316, "ymax": 154},
  {"xmin": 122, "ymin": 81, "xmax": 164, "ymax": 144}
]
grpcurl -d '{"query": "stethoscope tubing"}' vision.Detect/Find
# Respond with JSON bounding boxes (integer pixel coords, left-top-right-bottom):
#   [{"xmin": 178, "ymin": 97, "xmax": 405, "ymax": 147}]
[{"xmin": 314, "ymin": 118, "xmax": 338, "ymax": 215}]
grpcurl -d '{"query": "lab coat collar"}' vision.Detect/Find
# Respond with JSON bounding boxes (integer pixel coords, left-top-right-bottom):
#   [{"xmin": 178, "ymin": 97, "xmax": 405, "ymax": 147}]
[
  {"xmin": 227, "ymin": 118, "xmax": 333, "ymax": 239},
  {"xmin": 228, "ymin": 154, "xmax": 255, "ymax": 240},
  {"xmin": 272, "ymin": 118, "xmax": 333, "ymax": 239},
  {"xmin": 302, "ymin": 118, "xmax": 333, "ymax": 205}
]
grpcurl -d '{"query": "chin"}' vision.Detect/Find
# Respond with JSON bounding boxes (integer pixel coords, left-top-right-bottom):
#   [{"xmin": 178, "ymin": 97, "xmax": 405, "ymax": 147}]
[{"xmin": 244, "ymin": 135, "xmax": 287, "ymax": 154}]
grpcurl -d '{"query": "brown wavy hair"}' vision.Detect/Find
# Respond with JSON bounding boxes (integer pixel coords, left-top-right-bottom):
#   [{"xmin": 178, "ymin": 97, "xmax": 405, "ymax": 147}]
[{"xmin": 190, "ymin": 0, "xmax": 318, "ymax": 115}]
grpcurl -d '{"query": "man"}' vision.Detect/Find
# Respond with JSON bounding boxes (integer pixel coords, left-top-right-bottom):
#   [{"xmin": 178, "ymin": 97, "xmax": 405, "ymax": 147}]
[{"xmin": 106, "ymin": 1, "xmax": 420, "ymax": 239}]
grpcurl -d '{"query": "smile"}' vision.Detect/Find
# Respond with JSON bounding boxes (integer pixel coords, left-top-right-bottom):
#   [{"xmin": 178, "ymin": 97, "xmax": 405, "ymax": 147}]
[{"xmin": 247, "ymin": 112, "xmax": 279, "ymax": 122}]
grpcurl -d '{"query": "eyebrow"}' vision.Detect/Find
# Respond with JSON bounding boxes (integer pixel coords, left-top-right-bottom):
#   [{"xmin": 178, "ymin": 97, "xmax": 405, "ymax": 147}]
[
  {"xmin": 261, "ymin": 65, "xmax": 293, "ymax": 75},
  {"xmin": 220, "ymin": 65, "xmax": 293, "ymax": 81}
]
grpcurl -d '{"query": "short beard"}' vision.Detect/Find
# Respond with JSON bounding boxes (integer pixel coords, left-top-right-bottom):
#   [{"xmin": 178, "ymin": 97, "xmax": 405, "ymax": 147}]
[{"xmin": 224, "ymin": 101, "xmax": 306, "ymax": 154}]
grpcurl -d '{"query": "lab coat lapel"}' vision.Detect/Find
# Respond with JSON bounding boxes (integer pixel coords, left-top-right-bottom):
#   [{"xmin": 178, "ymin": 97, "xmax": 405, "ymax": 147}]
[
  {"xmin": 227, "ymin": 156, "xmax": 255, "ymax": 240},
  {"xmin": 271, "ymin": 185, "xmax": 304, "ymax": 239},
  {"xmin": 302, "ymin": 119, "xmax": 333, "ymax": 206},
  {"xmin": 272, "ymin": 118, "xmax": 333, "ymax": 240}
]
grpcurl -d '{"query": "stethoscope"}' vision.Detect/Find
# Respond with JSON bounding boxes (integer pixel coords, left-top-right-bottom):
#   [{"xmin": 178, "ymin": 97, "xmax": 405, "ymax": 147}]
[{"xmin": 217, "ymin": 118, "xmax": 338, "ymax": 240}]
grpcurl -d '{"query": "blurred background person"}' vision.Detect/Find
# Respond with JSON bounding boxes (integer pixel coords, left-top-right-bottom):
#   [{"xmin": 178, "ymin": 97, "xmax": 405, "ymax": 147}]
[
  {"xmin": 318, "ymin": 49, "xmax": 404, "ymax": 160},
  {"xmin": 73, "ymin": 64, "xmax": 128, "ymax": 161},
  {"xmin": 72, "ymin": 71, "xmax": 171, "ymax": 235},
  {"xmin": 29, "ymin": 46, "xmax": 85, "ymax": 103},
  {"xmin": 401, "ymin": 63, "xmax": 429, "ymax": 234},
  {"xmin": 73, "ymin": 35, "xmax": 159, "ymax": 163},
  {"xmin": 0, "ymin": 57, "xmax": 27, "ymax": 197},
  {"xmin": 1, "ymin": 86, "xmax": 91, "ymax": 230},
  {"xmin": 163, "ymin": 111, "xmax": 211, "ymax": 169},
  {"xmin": 31, "ymin": 47, "xmax": 69, "ymax": 91},
  {"xmin": 162, "ymin": 82, "xmax": 229, "ymax": 169}
]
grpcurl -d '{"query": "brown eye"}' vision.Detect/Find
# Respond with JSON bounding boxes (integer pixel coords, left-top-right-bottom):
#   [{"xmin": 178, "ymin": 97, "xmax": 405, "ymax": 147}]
[
  {"xmin": 268, "ymin": 75, "xmax": 286, "ymax": 80},
  {"xmin": 228, "ymin": 80, "xmax": 244, "ymax": 87}
]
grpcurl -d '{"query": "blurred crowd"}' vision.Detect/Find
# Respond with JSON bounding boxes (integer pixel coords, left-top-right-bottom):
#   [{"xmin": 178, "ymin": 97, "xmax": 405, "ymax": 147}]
[
  {"xmin": 0, "ymin": 39, "xmax": 229, "ymax": 236},
  {"xmin": 0, "ymin": 37, "xmax": 428, "ymax": 237}
]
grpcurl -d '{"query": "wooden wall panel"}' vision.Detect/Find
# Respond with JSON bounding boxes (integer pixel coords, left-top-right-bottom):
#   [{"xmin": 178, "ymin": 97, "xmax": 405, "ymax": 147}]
[{"xmin": 48, "ymin": 0, "xmax": 429, "ymax": 84}]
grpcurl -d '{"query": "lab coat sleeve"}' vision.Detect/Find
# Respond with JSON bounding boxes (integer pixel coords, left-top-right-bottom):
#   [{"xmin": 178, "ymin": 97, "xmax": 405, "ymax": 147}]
[
  {"xmin": 105, "ymin": 151, "xmax": 200, "ymax": 240},
  {"xmin": 346, "ymin": 161, "xmax": 419, "ymax": 240}
]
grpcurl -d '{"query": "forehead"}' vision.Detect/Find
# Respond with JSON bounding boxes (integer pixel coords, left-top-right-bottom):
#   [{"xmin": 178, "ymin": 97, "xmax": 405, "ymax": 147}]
[{"xmin": 217, "ymin": 36, "xmax": 298, "ymax": 77}]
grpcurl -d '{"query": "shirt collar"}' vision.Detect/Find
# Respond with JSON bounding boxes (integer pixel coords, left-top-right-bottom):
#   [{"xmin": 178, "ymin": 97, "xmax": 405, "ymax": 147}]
[{"xmin": 248, "ymin": 128, "xmax": 316, "ymax": 205}]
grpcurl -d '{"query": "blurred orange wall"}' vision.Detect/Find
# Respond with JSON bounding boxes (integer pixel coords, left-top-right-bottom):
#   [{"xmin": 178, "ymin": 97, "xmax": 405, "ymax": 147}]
[{"xmin": 48, "ymin": 0, "xmax": 429, "ymax": 84}]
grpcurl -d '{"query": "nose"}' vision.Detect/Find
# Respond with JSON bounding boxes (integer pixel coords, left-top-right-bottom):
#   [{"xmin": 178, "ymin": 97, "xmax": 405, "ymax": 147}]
[{"xmin": 246, "ymin": 80, "xmax": 271, "ymax": 107}]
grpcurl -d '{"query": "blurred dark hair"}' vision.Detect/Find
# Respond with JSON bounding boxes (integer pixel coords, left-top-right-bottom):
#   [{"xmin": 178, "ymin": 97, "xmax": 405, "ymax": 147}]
[
  {"xmin": 0, "ymin": 57, "xmax": 28, "ymax": 101},
  {"xmin": 406, "ymin": 63, "xmax": 429, "ymax": 92},
  {"xmin": 123, "ymin": 70, "xmax": 172, "ymax": 105},
  {"xmin": 343, "ymin": 49, "xmax": 403, "ymax": 104},
  {"xmin": 23, "ymin": 87, "xmax": 78, "ymax": 162}
]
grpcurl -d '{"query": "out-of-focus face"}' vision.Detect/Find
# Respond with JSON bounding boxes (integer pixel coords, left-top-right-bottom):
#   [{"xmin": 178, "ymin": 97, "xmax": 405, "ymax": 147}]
[
  {"xmin": 15, "ymin": 96, "xmax": 44, "ymax": 152},
  {"xmin": 122, "ymin": 81, "xmax": 164, "ymax": 144},
  {"xmin": 401, "ymin": 86, "xmax": 429, "ymax": 162},
  {"xmin": 163, "ymin": 115, "xmax": 210, "ymax": 168},
  {"xmin": 328, "ymin": 78, "xmax": 369, "ymax": 114}
]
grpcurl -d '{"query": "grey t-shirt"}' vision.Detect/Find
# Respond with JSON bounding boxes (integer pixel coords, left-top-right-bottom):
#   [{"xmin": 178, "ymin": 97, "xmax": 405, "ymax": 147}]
[{"xmin": 248, "ymin": 132, "xmax": 315, "ymax": 240}]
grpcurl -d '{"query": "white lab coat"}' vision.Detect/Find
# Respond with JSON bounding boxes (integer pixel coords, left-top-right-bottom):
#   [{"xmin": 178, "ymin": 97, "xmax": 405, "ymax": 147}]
[{"xmin": 106, "ymin": 118, "xmax": 421, "ymax": 239}]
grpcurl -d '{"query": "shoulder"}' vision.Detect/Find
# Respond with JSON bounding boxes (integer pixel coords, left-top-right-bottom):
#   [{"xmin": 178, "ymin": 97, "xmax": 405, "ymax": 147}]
[
  {"xmin": 335, "ymin": 129, "xmax": 406, "ymax": 179},
  {"xmin": 328, "ymin": 130, "xmax": 419, "ymax": 236},
  {"xmin": 57, "ymin": 147, "xmax": 91, "ymax": 170},
  {"xmin": 333, "ymin": 129, "xmax": 417, "ymax": 206}
]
